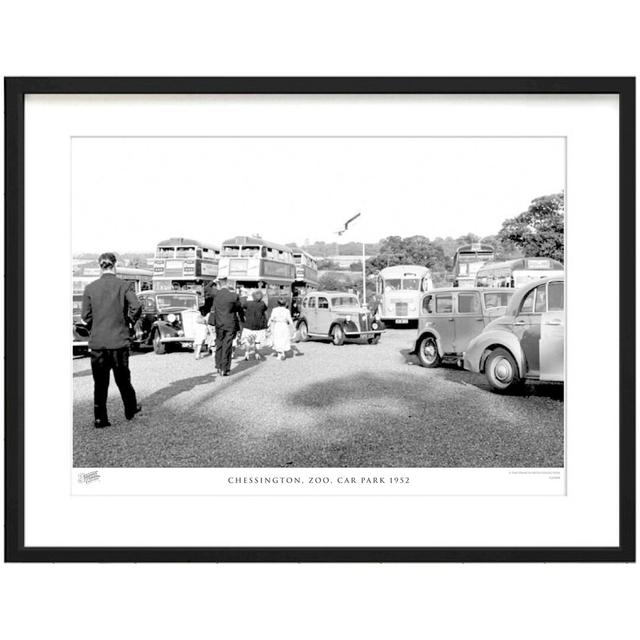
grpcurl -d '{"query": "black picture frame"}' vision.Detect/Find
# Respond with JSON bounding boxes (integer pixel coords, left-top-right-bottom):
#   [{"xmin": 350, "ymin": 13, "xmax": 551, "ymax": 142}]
[{"xmin": 4, "ymin": 77, "xmax": 635, "ymax": 563}]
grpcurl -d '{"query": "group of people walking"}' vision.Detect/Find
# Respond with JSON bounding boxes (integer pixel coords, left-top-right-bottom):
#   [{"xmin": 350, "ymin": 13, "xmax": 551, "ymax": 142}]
[
  {"xmin": 201, "ymin": 279, "xmax": 296, "ymax": 374},
  {"xmin": 80, "ymin": 253, "xmax": 296, "ymax": 428}
]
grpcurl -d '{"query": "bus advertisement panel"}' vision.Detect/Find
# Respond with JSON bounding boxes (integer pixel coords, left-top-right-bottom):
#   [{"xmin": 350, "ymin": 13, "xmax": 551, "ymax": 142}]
[{"xmin": 376, "ymin": 265, "xmax": 433, "ymax": 324}]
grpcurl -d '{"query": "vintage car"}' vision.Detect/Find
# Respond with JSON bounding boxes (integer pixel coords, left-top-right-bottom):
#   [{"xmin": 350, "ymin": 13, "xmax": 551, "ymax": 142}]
[
  {"xmin": 134, "ymin": 290, "xmax": 202, "ymax": 354},
  {"xmin": 464, "ymin": 276, "xmax": 565, "ymax": 392},
  {"xmin": 72, "ymin": 293, "xmax": 90, "ymax": 355},
  {"xmin": 297, "ymin": 291, "xmax": 385, "ymax": 345},
  {"xmin": 414, "ymin": 287, "xmax": 514, "ymax": 368}
]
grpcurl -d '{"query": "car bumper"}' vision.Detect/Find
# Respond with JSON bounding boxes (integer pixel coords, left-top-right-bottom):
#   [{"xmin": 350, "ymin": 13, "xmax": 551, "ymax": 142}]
[
  {"xmin": 344, "ymin": 330, "xmax": 384, "ymax": 338},
  {"xmin": 161, "ymin": 336, "xmax": 194, "ymax": 344},
  {"xmin": 73, "ymin": 341, "xmax": 89, "ymax": 348}
]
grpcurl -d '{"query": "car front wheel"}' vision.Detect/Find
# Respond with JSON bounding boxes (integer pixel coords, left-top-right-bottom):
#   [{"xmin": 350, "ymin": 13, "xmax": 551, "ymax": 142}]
[
  {"xmin": 153, "ymin": 331, "xmax": 166, "ymax": 354},
  {"xmin": 330, "ymin": 324, "xmax": 345, "ymax": 346},
  {"xmin": 485, "ymin": 348, "xmax": 520, "ymax": 392},
  {"xmin": 417, "ymin": 335, "xmax": 441, "ymax": 368}
]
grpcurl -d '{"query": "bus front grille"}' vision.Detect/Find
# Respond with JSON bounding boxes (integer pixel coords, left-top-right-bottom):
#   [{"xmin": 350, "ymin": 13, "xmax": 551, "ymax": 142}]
[{"xmin": 395, "ymin": 302, "xmax": 408, "ymax": 316}]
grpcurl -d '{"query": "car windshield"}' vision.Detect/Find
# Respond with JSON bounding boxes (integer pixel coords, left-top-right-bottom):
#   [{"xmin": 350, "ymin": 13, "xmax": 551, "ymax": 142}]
[
  {"xmin": 331, "ymin": 296, "xmax": 360, "ymax": 307},
  {"xmin": 156, "ymin": 294, "xmax": 199, "ymax": 310},
  {"xmin": 483, "ymin": 291, "xmax": 513, "ymax": 308}
]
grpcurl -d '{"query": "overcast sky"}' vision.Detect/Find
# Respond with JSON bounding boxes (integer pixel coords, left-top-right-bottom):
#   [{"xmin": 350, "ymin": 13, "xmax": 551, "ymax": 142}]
[{"xmin": 72, "ymin": 137, "xmax": 565, "ymax": 253}]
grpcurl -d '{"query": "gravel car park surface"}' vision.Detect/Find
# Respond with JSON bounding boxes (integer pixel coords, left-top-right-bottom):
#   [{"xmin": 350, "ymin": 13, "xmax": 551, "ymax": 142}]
[{"xmin": 73, "ymin": 329, "xmax": 564, "ymax": 468}]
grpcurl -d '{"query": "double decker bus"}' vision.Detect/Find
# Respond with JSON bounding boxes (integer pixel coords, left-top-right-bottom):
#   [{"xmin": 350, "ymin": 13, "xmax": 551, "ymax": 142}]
[
  {"xmin": 73, "ymin": 265, "xmax": 153, "ymax": 295},
  {"xmin": 452, "ymin": 243, "xmax": 495, "ymax": 288},
  {"xmin": 291, "ymin": 249, "xmax": 319, "ymax": 318},
  {"xmin": 375, "ymin": 265, "xmax": 433, "ymax": 325},
  {"xmin": 152, "ymin": 237, "xmax": 220, "ymax": 296},
  {"xmin": 217, "ymin": 235, "xmax": 297, "ymax": 311},
  {"xmin": 475, "ymin": 257, "xmax": 564, "ymax": 289}
]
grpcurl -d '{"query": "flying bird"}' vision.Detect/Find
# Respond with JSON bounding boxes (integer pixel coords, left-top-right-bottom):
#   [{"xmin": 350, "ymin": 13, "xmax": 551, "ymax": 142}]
[{"xmin": 336, "ymin": 212, "xmax": 361, "ymax": 235}]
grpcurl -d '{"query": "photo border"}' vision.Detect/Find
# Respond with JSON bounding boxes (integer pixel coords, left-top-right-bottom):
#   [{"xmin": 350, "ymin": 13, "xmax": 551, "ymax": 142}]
[{"xmin": 4, "ymin": 77, "xmax": 635, "ymax": 562}]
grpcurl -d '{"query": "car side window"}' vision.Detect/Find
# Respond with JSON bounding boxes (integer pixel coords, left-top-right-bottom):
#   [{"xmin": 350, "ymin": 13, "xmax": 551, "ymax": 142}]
[
  {"xmin": 548, "ymin": 281, "xmax": 564, "ymax": 311},
  {"xmin": 520, "ymin": 289, "xmax": 536, "ymax": 314},
  {"xmin": 458, "ymin": 292, "xmax": 480, "ymax": 314},
  {"xmin": 534, "ymin": 284, "xmax": 547, "ymax": 313},
  {"xmin": 143, "ymin": 297, "xmax": 156, "ymax": 311},
  {"xmin": 308, "ymin": 297, "xmax": 316, "ymax": 309},
  {"xmin": 318, "ymin": 297, "xmax": 329, "ymax": 309},
  {"xmin": 435, "ymin": 294, "xmax": 453, "ymax": 314},
  {"xmin": 422, "ymin": 295, "xmax": 433, "ymax": 314}
]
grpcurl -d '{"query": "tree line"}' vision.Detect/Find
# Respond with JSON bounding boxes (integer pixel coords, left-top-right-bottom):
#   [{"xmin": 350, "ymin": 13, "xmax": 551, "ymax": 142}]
[{"xmin": 317, "ymin": 192, "xmax": 564, "ymax": 292}]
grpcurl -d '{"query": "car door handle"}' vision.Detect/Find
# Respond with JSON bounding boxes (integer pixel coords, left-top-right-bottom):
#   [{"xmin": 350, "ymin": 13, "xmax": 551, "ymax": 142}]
[
  {"xmin": 448, "ymin": 318, "xmax": 454, "ymax": 322},
  {"xmin": 513, "ymin": 320, "xmax": 527, "ymax": 326},
  {"xmin": 475, "ymin": 318, "xmax": 484, "ymax": 322},
  {"xmin": 545, "ymin": 319, "xmax": 562, "ymax": 326}
]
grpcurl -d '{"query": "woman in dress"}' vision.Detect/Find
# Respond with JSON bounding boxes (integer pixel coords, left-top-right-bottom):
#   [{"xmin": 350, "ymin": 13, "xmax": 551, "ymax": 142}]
[{"xmin": 268, "ymin": 297, "xmax": 294, "ymax": 360}]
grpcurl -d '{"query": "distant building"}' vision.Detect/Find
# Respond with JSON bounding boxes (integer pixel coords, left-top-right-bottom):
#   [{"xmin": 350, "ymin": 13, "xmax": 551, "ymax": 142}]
[{"xmin": 325, "ymin": 254, "xmax": 373, "ymax": 268}]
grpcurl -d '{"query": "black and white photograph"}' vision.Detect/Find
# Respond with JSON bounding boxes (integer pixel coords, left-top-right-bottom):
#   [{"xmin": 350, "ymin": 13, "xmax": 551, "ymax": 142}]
[
  {"xmin": 6, "ymin": 78, "xmax": 632, "ymax": 563},
  {"xmin": 72, "ymin": 135, "xmax": 565, "ymax": 471}
]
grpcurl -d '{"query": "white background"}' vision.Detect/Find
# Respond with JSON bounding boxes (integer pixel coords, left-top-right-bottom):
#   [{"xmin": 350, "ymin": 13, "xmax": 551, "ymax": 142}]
[{"xmin": 1, "ymin": 1, "xmax": 638, "ymax": 639}]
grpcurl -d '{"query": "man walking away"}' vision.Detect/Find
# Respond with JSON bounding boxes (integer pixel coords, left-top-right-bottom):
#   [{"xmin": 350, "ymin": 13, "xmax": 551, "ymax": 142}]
[
  {"xmin": 82, "ymin": 252, "xmax": 142, "ymax": 427},
  {"xmin": 210, "ymin": 278, "xmax": 244, "ymax": 376}
]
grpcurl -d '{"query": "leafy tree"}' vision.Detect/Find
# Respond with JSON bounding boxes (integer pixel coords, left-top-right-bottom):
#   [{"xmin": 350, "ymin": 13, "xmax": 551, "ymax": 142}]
[
  {"xmin": 366, "ymin": 235, "xmax": 446, "ymax": 275},
  {"xmin": 318, "ymin": 272, "xmax": 348, "ymax": 291},
  {"xmin": 317, "ymin": 259, "xmax": 341, "ymax": 270},
  {"xmin": 498, "ymin": 192, "xmax": 565, "ymax": 262},
  {"xmin": 455, "ymin": 232, "xmax": 480, "ymax": 246}
]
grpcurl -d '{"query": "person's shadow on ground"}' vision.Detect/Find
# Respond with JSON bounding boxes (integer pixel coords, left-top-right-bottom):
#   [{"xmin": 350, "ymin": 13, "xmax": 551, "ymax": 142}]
[{"xmin": 142, "ymin": 373, "xmax": 215, "ymax": 406}]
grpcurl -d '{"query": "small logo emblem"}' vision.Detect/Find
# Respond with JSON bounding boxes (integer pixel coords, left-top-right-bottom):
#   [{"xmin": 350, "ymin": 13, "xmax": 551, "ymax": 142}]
[{"xmin": 78, "ymin": 470, "xmax": 101, "ymax": 484}]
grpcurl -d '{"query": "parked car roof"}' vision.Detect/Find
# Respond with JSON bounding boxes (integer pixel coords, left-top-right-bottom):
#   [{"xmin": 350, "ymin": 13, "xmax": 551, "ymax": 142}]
[
  {"xmin": 504, "ymin": 275, "xmax": 565, "ymax": 315},
  {"xmin": 423, "ymin": 287, "xmax": 513, "ymax": 295}
]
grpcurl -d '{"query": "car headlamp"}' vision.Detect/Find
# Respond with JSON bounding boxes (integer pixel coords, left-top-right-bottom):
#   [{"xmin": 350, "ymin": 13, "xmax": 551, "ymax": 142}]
[
  {"xmin": 167, "ymin": 313, "xmax": 176, "ymax": 323},
  {"xmin": 372, "ymin": 322, "xmax": 379, "ymax": 330}
]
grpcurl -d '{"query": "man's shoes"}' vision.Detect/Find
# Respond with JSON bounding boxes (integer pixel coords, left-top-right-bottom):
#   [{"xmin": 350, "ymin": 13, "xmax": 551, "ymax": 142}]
[
  {"xmin": 94, "ymin": 418, "xmax": 111, "ymax": 428},
  {"xmin": 125, "ymin": 404, "xmax": 142, "ymax": 420},
  {"xmin": 221, "ymin": 370, "xmax": 230, "ymax": 377}
]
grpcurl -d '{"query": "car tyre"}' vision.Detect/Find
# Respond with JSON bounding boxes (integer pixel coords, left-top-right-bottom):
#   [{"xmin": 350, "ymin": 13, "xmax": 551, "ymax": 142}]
[
  {"xmin": 330, "ymin": 324, "xmax": 345, "ymax": 346},
  {"xmin": 417, "ymin": 335, "xmax": 441, "ymax": 368},
  {"xmin": 367, "ymin": 335, "xmax": 381, "ymax": 345},
  {"xmin": 485, "ymin": 347, "xmax": 520, "ymax": 392},
  {"xmin": 153, "ymin": 331, "xmax": 166, "ymax": 355},
  {"xmin": 297, "ymin": 320, "xmax": 309, "ymax": 341}
]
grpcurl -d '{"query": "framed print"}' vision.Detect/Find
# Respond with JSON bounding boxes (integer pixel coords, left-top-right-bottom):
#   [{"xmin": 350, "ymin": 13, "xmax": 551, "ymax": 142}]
[{"xmin": 4, "ymin": 77, "xmax": 635, "ymax": 562}]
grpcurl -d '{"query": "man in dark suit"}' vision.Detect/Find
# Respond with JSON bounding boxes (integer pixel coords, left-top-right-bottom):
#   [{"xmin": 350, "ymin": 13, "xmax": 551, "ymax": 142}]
[
  {"xmin": 82, "ymin": 252, "xmax": 142, "ymax": 427},
  {"xmin": 208, "ymin": 278, "xmax": 244, "ymax": 376}
]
